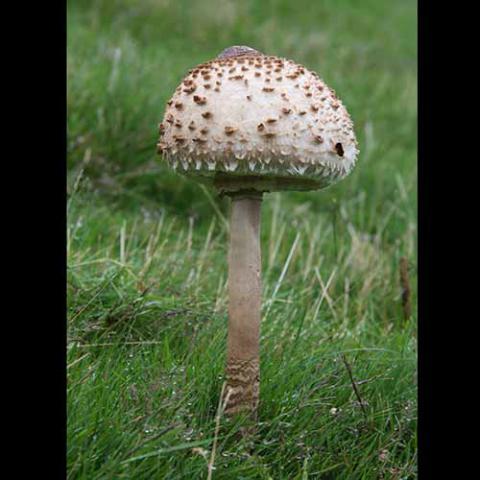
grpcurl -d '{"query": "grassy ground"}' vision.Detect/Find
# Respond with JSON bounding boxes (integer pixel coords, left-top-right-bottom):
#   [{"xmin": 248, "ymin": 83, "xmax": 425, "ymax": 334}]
[{"xmin": 67, "ymin": 0, "xmax": 417, "ymax": 478}]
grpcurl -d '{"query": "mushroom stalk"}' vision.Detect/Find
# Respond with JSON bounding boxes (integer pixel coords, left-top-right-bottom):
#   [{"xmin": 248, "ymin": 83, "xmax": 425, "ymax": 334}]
[{"xmin": 224, "ymin": 192, "xmax": 263, "ymax": 417}]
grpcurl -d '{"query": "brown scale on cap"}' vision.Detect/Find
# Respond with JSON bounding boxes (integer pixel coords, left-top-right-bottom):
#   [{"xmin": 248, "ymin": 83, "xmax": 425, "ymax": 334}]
[
  {"xmin": 225, "ymin": 126, "xmax": 237, "ymax": 135},
  {"xmin": 193, "ymin": 95, "xmax": 207, "ymax": 105},
  {"xmin": 257, "ymin": 123, "xmax": 265, "ymax": 131},
  {"xmin": 156, "ymin": 142, "xmax": 167, "ymax": 153},
  {"xmin": 201, "ymin": 111, "xmax": 213, "ymax": 119},
  {"xmin": 313, "ymin": 135, "xmax": 324, "ymax": 144},
  {"xmin": 173, "ymin": 135, "xmax": 185, "ymax": 144},
  {"xmin": 266, "ymin": 118, "xmax": 277, "ymax": 124},
  {"xmin": 174, "ymin": 102, "xmax": 183, "ymax": 110},
  {"xmin": 188, "ymin": 121, "xmax": 196, "ymax": 131},
  {"xmin": 262, "ymin": 87, "xmax": 274, "ymax": 92},
  {"xmin": 204, "ymin": 84, "xmax": 211, "ymax": 89},
  {"xmin": 282, "ymin": 107, "xmax": 292, "ymax": 114}
]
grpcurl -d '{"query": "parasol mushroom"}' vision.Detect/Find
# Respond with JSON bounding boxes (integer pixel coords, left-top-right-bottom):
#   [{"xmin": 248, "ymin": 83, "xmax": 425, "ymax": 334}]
[{"xmin": 157, "ymin": 45, "xmax": 359, "ymax": 418}]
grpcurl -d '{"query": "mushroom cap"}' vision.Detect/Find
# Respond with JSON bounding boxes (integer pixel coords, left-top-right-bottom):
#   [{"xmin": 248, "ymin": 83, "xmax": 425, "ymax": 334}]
[{"xmin": 157, "ymin": 46, "xmax": 359, "ymax": 193}]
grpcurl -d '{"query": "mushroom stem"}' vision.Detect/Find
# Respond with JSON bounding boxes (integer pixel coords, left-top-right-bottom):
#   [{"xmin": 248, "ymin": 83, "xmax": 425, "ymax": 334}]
[{"xmin": 224, "ymin": 192, "xmax": 263, "ymax": 418}]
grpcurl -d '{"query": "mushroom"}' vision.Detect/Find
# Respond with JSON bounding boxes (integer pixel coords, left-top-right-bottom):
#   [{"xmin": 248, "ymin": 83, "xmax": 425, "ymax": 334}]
[{"xmin": 157, "ymin": 45, "xmax": 359, "ymax": 419}]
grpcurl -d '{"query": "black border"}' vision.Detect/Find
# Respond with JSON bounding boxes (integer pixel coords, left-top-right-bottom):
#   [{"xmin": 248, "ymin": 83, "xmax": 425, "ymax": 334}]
[
  {"xmin": 16, "ymin": 1, "xmax": 67, "ymax": 477},
  {"xmin": 418, "ymin": 0, "xmax": 471, "ymax": 476}
]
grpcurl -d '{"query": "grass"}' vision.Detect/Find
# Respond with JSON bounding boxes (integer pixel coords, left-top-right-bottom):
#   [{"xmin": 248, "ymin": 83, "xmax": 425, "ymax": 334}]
[{"xmin": 67, "ymin": 0, "xmax": 417, "ymax": 478}]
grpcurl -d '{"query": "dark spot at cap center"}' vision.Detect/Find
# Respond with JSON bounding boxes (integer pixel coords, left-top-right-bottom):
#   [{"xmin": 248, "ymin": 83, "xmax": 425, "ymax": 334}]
[{"xmin": 217, "ymin": 46, "xmax": 262, "ymax": 59}]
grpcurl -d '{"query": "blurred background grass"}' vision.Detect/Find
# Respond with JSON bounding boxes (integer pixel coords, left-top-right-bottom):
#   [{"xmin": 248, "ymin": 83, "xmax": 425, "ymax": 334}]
[{"xmin": 67, "ymin": 0, "xmax": 417, "ymax": 478}]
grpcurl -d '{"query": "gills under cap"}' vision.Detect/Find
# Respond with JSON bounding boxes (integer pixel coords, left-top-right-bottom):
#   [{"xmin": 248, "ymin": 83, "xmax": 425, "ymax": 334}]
[{"xmin": 157, "ymin": 46, "xmax": 359, "ymax": 193}]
